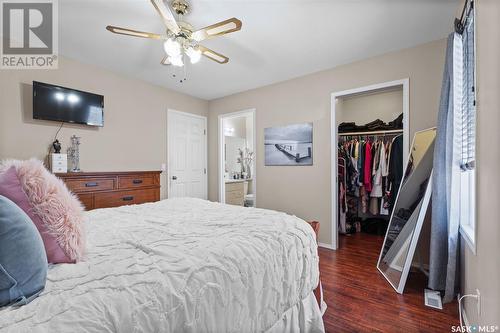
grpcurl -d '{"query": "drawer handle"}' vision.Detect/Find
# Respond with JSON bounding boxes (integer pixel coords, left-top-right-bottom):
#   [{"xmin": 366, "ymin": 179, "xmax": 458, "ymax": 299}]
[
  {"xmin": 122, "ymin": 196, "xmax": 134, "ymax": 201},
  {"xmin": 85, "ymin": 182, "xmax": 98, "ymax": 187},
  {"xmin": 132, "ymin": 179, "xmax": 143, "ymax": 184}
]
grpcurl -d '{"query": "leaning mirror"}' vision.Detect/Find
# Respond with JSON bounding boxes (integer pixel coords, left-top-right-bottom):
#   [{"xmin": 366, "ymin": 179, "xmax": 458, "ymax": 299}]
[{"xmin": 377, "ymin": 128, "xmax": 436, "ymax": 293}]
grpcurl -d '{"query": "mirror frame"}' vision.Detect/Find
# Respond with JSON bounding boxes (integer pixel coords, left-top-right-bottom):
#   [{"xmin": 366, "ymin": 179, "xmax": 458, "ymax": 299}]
[{"xmin": 376, "ymin": 127, "xmax": 436, "ymax": 294}]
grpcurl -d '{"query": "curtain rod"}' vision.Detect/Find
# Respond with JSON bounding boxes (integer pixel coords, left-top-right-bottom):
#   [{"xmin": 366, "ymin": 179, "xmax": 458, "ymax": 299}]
[{"xmin": 455, "ymin": 0, "xmax": 473, "ymax": 35}]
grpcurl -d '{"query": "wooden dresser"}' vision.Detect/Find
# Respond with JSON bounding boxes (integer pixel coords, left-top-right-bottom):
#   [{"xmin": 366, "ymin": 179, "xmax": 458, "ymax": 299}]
[{"xmin": 57, "ymin": 171, "xmax": 161, "ymax": 210}]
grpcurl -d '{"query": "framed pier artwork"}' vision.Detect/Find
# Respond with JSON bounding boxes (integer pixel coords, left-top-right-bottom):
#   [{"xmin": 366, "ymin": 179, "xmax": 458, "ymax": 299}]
[{"xmin": 264, "ymin": 123, "xmax": 313, "ymax": 166}]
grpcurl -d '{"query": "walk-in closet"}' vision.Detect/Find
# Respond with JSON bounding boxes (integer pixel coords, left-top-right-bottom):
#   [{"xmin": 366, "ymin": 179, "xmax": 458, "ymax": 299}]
[{"xmin": 332, "ymin": 80, "xmax": 409, "ymax": 249}]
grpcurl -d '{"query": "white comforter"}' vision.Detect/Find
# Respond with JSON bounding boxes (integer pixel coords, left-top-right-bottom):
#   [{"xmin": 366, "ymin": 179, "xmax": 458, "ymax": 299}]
[{"xmin": 0, "ymin": 198, "xmax": 320, "ymax": 333}]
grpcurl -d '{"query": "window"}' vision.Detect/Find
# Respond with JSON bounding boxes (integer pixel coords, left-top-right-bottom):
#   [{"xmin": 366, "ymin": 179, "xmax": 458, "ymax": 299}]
[{"xmin": 456, "ymin": 3, "xmax": 476, "ymax": 251}]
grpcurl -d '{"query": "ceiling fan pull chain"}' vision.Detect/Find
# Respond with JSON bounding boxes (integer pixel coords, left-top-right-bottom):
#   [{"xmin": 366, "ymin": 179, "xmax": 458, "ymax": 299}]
[{"xmin": 181, "ymin": 54, "xmax": 187, "ymax": 83}]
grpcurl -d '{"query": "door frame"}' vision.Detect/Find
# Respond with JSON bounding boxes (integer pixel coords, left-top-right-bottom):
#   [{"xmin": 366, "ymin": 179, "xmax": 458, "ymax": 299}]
[
  {"xmin": 218, "ymin": 108, "xmax": 256, "ymax": 206},
  {"xmin": 167, "ymin": 109, "xmax": 208, "ymax": 199},
  {"xmin": 329, "ymin": 78, "xmax": 410, "ymax": 250}
]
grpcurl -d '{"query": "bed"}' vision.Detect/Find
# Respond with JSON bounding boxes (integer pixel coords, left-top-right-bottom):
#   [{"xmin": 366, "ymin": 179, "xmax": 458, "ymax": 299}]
[{"xmin": 0, "ymin": 198, "xmax": 324, "ymax": 332}]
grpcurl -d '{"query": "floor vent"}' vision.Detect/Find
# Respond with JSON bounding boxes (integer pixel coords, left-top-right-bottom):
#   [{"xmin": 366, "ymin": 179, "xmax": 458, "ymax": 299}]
[{"xmin": 424, "ymin": 289, "xmax": 443, "ymax": 310}]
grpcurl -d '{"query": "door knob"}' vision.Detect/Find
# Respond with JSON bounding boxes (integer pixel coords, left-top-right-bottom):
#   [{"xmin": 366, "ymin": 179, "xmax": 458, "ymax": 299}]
[{"xmin": 172, "ymin": 176, "xmax": 177, "ymax": 180}]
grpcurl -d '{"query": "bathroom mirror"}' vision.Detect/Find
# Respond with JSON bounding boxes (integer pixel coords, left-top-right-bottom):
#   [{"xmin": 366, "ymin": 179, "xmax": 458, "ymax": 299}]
[
  {"xmin": 225, "ymin": 136, "xmax": 247, "ymax": 175},
  {"xmin": 377, "ymin": 128, "xmax": 436, "ymax": 293}
]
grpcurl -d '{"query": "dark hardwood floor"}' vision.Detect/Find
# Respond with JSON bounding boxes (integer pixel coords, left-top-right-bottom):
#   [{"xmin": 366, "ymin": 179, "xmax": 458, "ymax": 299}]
[{"xmin": 319, "ymin": 233, "xmax": 459, "ymax": 332}]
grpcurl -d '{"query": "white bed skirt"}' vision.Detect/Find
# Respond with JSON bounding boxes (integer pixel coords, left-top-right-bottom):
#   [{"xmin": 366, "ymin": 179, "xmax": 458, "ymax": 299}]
[{"xmin": 265, "ymin": 291, "xmax": 326, "ymax": 333}]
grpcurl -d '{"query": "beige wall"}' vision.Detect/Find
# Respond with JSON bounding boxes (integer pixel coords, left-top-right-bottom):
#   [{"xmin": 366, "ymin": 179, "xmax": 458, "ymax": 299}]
[
  {"xmin": 208, "ymin": 39, "xmax": 446, "ymax": 245},
  {"xmin": 461, "ymin": 0, "xmax": 500, "ymax": 326},
  {"xmin": 0, "ymin": 56, "xmax": 208, "ymax": 199},
  {"xmin": 338, "ymin": 88, "xmax": 403, "ymax": 125}
]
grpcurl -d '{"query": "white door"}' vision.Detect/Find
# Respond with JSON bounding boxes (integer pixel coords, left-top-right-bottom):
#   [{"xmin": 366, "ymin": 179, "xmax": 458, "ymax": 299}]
[{"xmin": 168, "ymin": 110, "xmax": 207, "ymax": 199}]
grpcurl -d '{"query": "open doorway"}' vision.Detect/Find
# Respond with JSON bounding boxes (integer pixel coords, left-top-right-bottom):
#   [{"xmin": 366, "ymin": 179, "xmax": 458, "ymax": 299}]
[
  {"xmin": 218, "ymin": 109, "xmax": 256, "ymax": 207},
  {"xmin": 330, "ymin": 79, "xmax": 410, "ymax": 250}
]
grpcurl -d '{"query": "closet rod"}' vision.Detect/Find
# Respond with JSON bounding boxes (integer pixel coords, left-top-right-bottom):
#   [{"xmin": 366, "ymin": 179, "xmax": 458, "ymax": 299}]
[{"xmin": 338, "ymin": 129, "xmax": 403, "ymax": 136}]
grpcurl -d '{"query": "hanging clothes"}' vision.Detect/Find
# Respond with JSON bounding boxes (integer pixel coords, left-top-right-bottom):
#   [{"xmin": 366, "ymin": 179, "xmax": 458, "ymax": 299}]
[
  {"xmin": 371, "ymin": 142, "xmax": 384, "ymax": 198},
  {"xmin": 363, "ymin": 141, "xmax": 372, "ymax": 192},
  {"xmin": 380, "ymin": 140, "xmax": 392, "ymax": 215},
  {"xmin": 388, "ymin": 135, "xmax": 404, "ymax": 210},
  {"xmin": 358, "ymin": 141, "xmax": 365, "ymax": 185},
  {"xmin": 338, "ymin": 132, "xmax": 403, "ymax": 227},
  {"xmin": 338, "ymin": 157, "xmax": 349, "ymax": 234},
  {"xmin": 380, "ymin": 142, "xmax": 389, "ymax": 177}
]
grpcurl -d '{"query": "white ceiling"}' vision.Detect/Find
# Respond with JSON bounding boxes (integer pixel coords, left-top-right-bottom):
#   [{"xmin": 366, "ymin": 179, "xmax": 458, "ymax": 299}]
[{"xmin": 59, "ymin": 0, "xmax": 458, "ymax": 100}]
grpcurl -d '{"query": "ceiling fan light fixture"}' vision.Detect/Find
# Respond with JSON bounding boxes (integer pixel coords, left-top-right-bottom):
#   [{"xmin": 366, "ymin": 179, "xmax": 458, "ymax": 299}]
[
  {"xmin": 203, "ymin": 49, "xmax": 227, "ymax": 64},
  {"xmin": 106, "ymin": 0, "xmax": 241, "ymax": 72},
  {"xmin": 168, "ymin": 55, "xmax": 184, "ymax": 67},
  {"xmin": 186, "ymin": 47, "xmax": 201, "ymax": 64},
  {"xmin": 206, "ymin": 22, "xmax": 237, "ymax": 36},
  {"xmin": 164, "ymin": 38, "xmax": 181, "ymax": 57},
  {"xmin": 107, "ymin": 26, "xmax": 150, "ymax": 38}
]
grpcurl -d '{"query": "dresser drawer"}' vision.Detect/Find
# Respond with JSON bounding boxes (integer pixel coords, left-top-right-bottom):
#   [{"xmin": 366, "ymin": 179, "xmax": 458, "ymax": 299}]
[
  {"xmin": 77, "ymin": 193, "xmax": 93, "ymax": 211},
  {"xmin": 94, "ymin": 189, "xmax": 158, "ymax": 209},
  {"xmin": 58, "ymin": 171, "xmax": 161, "ymax": 210},
  {"xmin": 118, "ymin": 175, "xmax": 157, "ymax": 189},
  {"xmin": 65, "ymin": 178, "xmax": 115, "ymax": 193}
]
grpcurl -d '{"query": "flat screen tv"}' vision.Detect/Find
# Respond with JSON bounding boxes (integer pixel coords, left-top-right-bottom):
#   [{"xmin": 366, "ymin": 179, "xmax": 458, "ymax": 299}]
[{"xmin": 33, "ymin": 81, "xmax": 104, "ymax": 127}]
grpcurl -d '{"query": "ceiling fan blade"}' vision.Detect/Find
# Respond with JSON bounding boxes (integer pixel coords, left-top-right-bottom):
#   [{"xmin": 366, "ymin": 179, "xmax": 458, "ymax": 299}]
[
  {"xmin": 150, "ymin": 0, "xmax": 181, "ymax": 34},
  {"xmin": 198, "ymin": 45, "xmax": 229, "ymax": 64},
  {"xmin": 160, "ymin": 56, "xmax": 171, "ymax": 65},
  {"xmin": 106, "ymin": 26, "xmax": 165, "ymax": 39},
  {"xmin": 192, "ymin": 17, "xmax": 242, "ymax": 42}
]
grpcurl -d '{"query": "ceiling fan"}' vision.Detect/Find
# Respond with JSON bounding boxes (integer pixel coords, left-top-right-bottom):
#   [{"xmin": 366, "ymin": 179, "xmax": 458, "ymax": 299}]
[{"xmin": 106, "ymin": 0, "xmax": 242, "ymax": 67}]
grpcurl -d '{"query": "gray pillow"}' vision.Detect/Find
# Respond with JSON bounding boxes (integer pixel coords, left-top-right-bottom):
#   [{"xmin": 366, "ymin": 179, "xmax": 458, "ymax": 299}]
[{"xmin": 0, "ymin": 195, "xmax": 47, "ymax": 307}]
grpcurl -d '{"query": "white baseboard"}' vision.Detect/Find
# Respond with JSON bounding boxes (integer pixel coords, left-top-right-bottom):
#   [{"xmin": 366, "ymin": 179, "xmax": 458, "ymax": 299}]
[
  {"xmin": 411, "ymin": 262, "xmax": 430, "ymax": 270},
  {"xmin": 318, "ymin": 242, "xmax": 335, "ymax": 250}
]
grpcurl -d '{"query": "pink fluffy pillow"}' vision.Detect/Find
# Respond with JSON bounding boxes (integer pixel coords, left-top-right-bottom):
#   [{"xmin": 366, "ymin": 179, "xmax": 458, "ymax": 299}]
[{"xmin": 0, "ymin": 159, "xmax": 85, "ymax": 263}]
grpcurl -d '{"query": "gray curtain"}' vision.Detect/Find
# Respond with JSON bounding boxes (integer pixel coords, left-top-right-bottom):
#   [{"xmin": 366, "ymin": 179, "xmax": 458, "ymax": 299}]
[{"xmin": 429, "ymin": 33, "xmax": 460, "ymax": 303}]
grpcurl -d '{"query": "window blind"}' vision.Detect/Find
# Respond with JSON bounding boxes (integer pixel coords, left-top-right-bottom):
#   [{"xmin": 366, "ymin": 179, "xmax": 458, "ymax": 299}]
[{"xmin": 460, "ymin": 7, "xmax": 476, "ymax": 171}]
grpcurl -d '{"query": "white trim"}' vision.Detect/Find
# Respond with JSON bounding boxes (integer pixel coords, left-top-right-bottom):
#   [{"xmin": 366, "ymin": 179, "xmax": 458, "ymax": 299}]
[
  {"xmin": 330, "ymin": 93, "xmax": 338, "ymax": 249},
  {"xmin": 458, "ymin": 168, "xmax": 476, "ymax": 254},
  {"xmin": 318, "ymin": 242, "xmax": 335, "ymax": 250},
  {"xmin": 218, "ymin": 109, "xmax": 257, "ymax": 207},
  {"xmin": 330, "ymin": 78, "xmax": 410, "ymax": 250},
  {"xmin": 460, "ymin": 224, "xmax": 476, "ymax": 255},
  {"xmin": 167, "ymin": 109, "xmax": 208, "ymax": 199}
]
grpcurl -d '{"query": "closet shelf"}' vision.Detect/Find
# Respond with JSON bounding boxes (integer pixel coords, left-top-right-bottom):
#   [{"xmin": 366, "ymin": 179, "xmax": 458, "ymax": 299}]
[{"xmin": 338, "ymin": 129, "xmax": 403, "ymax": 136}]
